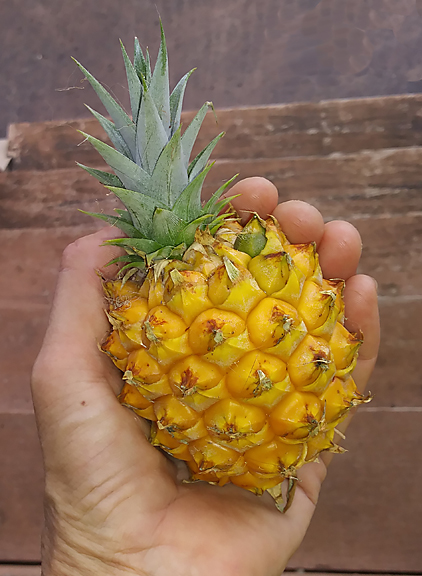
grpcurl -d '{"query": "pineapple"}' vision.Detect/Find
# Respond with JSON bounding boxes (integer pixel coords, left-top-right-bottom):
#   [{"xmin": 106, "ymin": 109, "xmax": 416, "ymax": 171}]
[{"xmin": 75, "ymin": 25, "xmax": 370, "ymax": 511}]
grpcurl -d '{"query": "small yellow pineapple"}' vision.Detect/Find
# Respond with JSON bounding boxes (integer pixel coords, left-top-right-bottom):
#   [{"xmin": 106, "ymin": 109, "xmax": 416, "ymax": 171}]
[{"xmin": 76, "ymin": 25, "xmax": 369, "ymax": 510}]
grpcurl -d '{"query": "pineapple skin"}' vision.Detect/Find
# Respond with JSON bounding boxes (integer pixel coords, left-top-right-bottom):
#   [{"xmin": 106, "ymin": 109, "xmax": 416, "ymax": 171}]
[{"xmin": 102, "ymin": 215, "xmax": 367, "ymax": 502}]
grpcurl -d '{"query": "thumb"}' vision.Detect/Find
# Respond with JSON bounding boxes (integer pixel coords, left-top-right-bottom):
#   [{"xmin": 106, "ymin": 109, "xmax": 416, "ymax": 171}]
[{"xmin": 31, "ymin": 226, "xmax": 125, "ymax": 424}]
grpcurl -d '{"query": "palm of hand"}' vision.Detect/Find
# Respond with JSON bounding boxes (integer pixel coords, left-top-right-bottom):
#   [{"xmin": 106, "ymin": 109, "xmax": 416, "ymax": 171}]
[
  {"xmin": 32, "ymin": 179, "xmax": 379, "ymax": 576},
  {"xmin": 40, "ymin": 367, "xmax": 318, "ymax": 576}
]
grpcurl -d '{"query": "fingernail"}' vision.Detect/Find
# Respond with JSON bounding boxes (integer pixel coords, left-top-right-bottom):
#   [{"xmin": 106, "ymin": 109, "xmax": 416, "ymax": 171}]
[{"xmin": 372, "ymin": 277, "xmax": 378, "ymax": 291}]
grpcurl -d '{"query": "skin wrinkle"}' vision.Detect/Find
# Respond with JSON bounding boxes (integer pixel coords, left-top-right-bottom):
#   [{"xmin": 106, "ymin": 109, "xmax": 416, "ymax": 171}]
[{"xmin": 44, "ymin": 481, "xmax": 155, "ymax": 575}]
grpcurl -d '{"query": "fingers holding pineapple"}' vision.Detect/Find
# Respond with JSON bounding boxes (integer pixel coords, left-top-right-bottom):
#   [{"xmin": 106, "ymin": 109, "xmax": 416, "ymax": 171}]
[
  {"xmin": 230, "ymin": 176, "xmax": 363, "ymax": 278},
  {"xmin": 228, "ymin": 177, "xmax": 279, "ymax": 225},
  {"xmin": 229, "ymin": 176, "xmax": 380, "ymax": 455},
  {"xmin": 342, "ymin": 273, "xmax": 379, "ymax": 393}
]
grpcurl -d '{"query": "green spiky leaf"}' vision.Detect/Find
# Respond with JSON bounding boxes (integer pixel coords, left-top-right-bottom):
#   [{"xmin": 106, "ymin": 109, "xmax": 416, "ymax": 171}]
[
  {"xmin": 85, "ymin": 105, "xmax": 133, "ymax": 159},
  {"xmin": 114, "ymin": 209, "xmax": 133, "ymax": 222},
  {"xmin": 181, "ymin": 101, "xmax": 213, "ymax": 167},
  {"xmin": 105, "ymin": 254, "xmax": 145, "ymax": 267},
  {"xmin": 79, "ymin": 210, "xmax": 143, "ymax": 237},
  {"xmin": 79, "ymin": 132, "xmax": 150, "ymax": 193},
  {"xmin": 134, "ymin": 38, "xmax": 149, "ymax": 82},
  {"xmin": 104, "ymin": 237, "xmax": 162, "ymax": 255},
  {"xmin": 145, "ymin": 48, "xmax": 152, "ymax": 84},
  {"xmin": 209, "ymin": 213, "xmax": 236, "ymax": 235},
  {"xmin": 149, "ymin": 21, "xmax": 171, "ymax": 135},
  {"xmin": 120, "ymin": 40, "xmax": 142, "ymax": 121},
  {"xmin": 188, "ymin": 132, "xmax": 224, "ymax": 180},
  {"xmin": 76, "ymin": 163, "xmax": 123, "ymax": 187},
  {"xmin": 136, "ymin": 78, "xmax": 169, "ymax": 172},
  {"xmin": 170, "ymin": 69, "xmax": 195, "ymax": 134},
  {"xmin": 73, "ymin": 58, "xmax": 136, "ymax": 157},
  {"xmin": 148, "ymin": 126, "xmax": 188, "ymax": 207},
  {"xmin": 212, "ymin": 195, "xmax": 240, "ymax": 214},
  {"xmin": 152, "ymin": 208, "xmax": 185, "ymax": 245},
  {"xmin": 203, "ymin": 174, "xmax": 238, "ymax": 212},
  {"xmin": 146, "ymin": 243, "xmax": 186, "ymax": 264},
  {"xmin": 172, "ymin": 162, "xmax": 213, "ymax": 221},
  {"xmin": 176, "ymin": 214, "xmax": 215, "ymax": 245},
  {"xmin": 106, "ymin": 186, "xmax": 166, "ymax": 236}
]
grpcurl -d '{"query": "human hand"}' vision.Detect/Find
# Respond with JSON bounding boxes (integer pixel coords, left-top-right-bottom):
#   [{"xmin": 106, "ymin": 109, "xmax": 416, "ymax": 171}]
[{"xmin": 32, "ymin": 177, "xmax": 380, "ymax": 576}]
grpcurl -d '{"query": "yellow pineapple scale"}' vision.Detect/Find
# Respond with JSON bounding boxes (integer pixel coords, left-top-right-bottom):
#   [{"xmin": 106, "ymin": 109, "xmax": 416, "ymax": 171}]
[{"xmin": 102, "ymin": 219, "xmax": 366, "ymax": 498}]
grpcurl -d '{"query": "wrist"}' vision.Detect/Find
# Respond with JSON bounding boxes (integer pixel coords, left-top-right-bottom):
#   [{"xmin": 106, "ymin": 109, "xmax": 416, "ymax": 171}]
[{"xmin": 41, "ymin": 494, "xmax": 141, "ymax": 576}]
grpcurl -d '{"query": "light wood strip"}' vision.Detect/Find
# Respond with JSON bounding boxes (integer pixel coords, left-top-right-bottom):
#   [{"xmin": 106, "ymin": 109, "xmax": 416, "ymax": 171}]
[{"xmin": 7, "ymin": 94, "xmax": 422, "ymax": 170}]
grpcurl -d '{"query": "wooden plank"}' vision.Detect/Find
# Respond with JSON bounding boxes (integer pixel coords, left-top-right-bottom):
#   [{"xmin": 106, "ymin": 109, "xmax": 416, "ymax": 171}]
[
  {"xmin": 288, "ymin": 410, "xmax": 422, "ymax": 572},
  {"xmin": 0, "ymin": 414, "xmax": 44, "ymax": 562},
  {"xmin": 1, "ymin": 293, "xmax": 419, "ymax": 412},
  {"xmin": 368, "ymin": 298, "xmax": 422, "ymax": 408},
  {"xmin": 0, "ymin": 226, "xmax": 97, "ymax": 307},
  {"xmin": 0, "ymin": 411, "xmax": 420, "ymax": 570},
  {"xmin": 0, "ymin": 570, "xmax": 410, "ymax": 576},
  {"xmin": 1, "ymin": 147, "xmax": 422, "ymax": 229},
  {"xmin": 0, "ymin": 224, "xmax": 420, "ymax": 411},
  {"xmin": 0, "ymin": 567, "xmax": 41, "ymax": 576},
  {"xmin": 357, "ymin": 215, "xmax": 422, "ymax": 299},
  {"xmin": 0, "ymin": 306, "xmax": 49, "ymax": 412},
  {"xmin": 7, "ymin": 94, "xmax": 422, "ymax": 171}
]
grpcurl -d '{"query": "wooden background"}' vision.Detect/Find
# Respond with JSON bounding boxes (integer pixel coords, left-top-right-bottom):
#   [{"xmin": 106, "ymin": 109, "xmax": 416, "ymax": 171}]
[
  {"xmin": 1, "ymin": 93, "xmax": 421, "ymax": 573},
  {"xmin": 4, "ymin": 0, "xmax": 422, "ymax": 138}
]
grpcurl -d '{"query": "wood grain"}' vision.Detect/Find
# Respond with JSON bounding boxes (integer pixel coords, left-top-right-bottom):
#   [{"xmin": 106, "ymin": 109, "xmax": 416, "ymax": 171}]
[
  {"xmin": 0, "ymin": 411, "xmax": 420, "ymax": 570},
  {"xmin": 2, "ymin": 97, "xmax": 421, "ymax": 570},
  {"xmin": 0, "ymin": 415, "xmax": 44, "ymax": 562},
  {"xmin": 7, "ymin": 95, "xmax": 422, "ymax": 170},
  {"xmin": 0, "ymin": 568, "xmax": 41, "ymax": 576},
  {"xmin": 0, "ymin": 223, "xmax": 419, "ymax": 411},
  {"xmin": 2, "ymin": 147, "xmax": 422, "ymax": 228},
  {"xmin": 288, "ymin": 410, "xmax": 422, "ymax": 572}
]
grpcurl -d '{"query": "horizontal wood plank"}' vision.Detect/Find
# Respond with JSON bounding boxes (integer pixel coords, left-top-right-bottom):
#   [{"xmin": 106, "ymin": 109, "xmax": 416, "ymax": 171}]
[
  {"xmin": 0, "ymin": 415, "xmax": 44, "ymax": 562},
  {"xmin": 0, "ymin": 306, "xmax": 49, "ymax": 412},
  {"xmin": 3, "ymin": 97, "xmax": 422, "ymax": 570},
  {"xmin": 0, "ymin": 226, "xmax": 419, "ymax": 410},
  {"xmin": 7, "ymin": 95, "xmax": 422, "ymax": 170},
  {"xmin": 1, "ymin": 295, "xmax": 419, "ymax": 412},
  {"xmin": 1, "ymin": 411, "xmax": 420, "ymax": 570},
  {"xmin": 0, "ymin": 567, "xmax": 41, "ymax": 576},
  {"xmin": 288, "ymin": 410, "xmax": 422, "ymax": 572},
  {"xmin": 2, "ymin": 147, "xmax": 422, "ymax": 229},
  {"xmin": 5, "ymin": 216, "xmax": 420, "ymax": 302}
]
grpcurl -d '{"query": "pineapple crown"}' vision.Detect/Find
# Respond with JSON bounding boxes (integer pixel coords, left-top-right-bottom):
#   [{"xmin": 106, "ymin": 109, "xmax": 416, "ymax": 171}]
[{"xmin": 75, "ymin": 22, "xmax": 236, "ymax": 271}]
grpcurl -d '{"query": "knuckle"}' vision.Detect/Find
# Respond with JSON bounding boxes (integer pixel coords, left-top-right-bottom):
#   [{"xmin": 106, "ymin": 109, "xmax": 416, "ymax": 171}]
[
  {"xmin": 31, "ymin": 352, "xmax": 48, "ymax": 391},
  {"xmin": 60, "ymin": 236, "xmax": 88, "ymax": 271}
]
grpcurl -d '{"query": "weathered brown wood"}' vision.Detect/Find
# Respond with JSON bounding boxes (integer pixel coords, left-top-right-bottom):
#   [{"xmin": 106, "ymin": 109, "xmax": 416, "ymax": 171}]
[
  {"xmin": 1, "ymin": 411, "xmax": 420, "ymax": 569},
  {"xmin": 0, "ymin": 227, "xmax": 96, "ymax": 307},
  {"xmin": 289, "ymin": 410, "xmax": 422, "ymax": 572},
  {"xmin": 8, "ymin": 95, "xmax": 422, "ymax": 171},
  {"xmin": 0, "ymin": 306, "xmax": 49, "ymax": 412},
  {"xmin": 372, "ymin": 297, "xmax": 422, "ymax": 408},
  {"xmin": 3, "ymin": 96, "xmax": 422, "ymax": 571},
  {"xmin": 2, "ymin": 147, "xmax": 422, "ymax": 229},
  {"xmin": 0, "ymin": 414, "xmax": 44, "ymax": 562},
  {"xmin": 0, "ymin": 223, "xmax": 420, "ymax": 411},
  {"xmin": 357, "ymin": 215, "xmax": 422, "ymax": 298},
  {"xmin": 0, "ymin": 568, "xmax": 41, "ymax": 576},
  {"xmin": 1, "ymin": 294, "xmax": 419, "ymax": 412}
]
